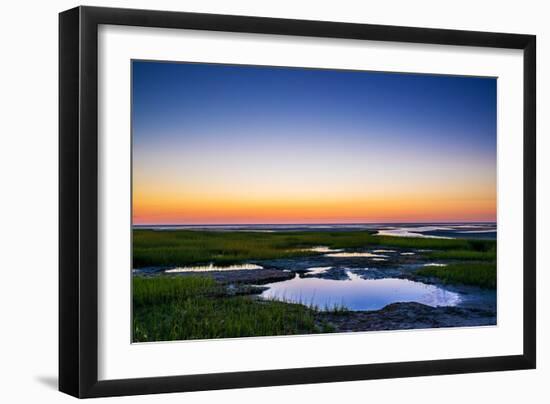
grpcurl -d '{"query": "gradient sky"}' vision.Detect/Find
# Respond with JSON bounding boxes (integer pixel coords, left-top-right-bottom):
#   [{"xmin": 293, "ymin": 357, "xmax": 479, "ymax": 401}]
[{"xmin": 132, "ymin": 61, "xmax": 496, "ymax": 225}]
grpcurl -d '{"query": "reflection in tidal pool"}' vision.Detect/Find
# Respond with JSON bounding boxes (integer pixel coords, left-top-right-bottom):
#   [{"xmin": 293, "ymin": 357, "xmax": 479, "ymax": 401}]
[{"xmin": 260, "ymin": 271, "xmax": 461, "ymax": 311}]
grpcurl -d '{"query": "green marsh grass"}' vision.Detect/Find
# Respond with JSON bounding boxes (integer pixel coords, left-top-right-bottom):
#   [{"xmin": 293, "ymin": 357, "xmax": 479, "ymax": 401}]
[
  {"xmin": 427, "ymin": 249, "xmax": 496, "ymax": 261},
  {"xmin": 133, "ymin": 276, "xmax": 319, "ymax": 342},
  {"xmin": 133, "ymin": 229, "xmax": 496, "ymax": 268},
  {"xmin": 416, "ymin": 262, "xmax": 496, "ymax": 289},
  {"xmin": 132, "ymin": 231, "xmax": 497, "ymax": 340}
]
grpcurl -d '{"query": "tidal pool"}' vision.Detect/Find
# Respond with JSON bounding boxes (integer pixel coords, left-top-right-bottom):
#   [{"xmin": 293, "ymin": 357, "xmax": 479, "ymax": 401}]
[
  {"xmin": 260, "ymin": 271, "xmax": 461, "ymax": 311},
  {"xmin": 165, "ymin": 263, "xmax": 263, "ymax": 273}
]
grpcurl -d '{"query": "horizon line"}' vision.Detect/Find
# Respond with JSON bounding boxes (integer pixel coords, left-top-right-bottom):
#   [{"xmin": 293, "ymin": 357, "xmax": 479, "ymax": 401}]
[{"xmin": 133, "ymin": 221, "xmax": 496, "ymax": 226}]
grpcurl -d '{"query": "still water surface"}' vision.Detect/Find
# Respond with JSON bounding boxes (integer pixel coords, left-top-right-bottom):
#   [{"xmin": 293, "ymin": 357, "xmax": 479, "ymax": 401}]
[{"xmin": 260, "ymin": 271, "xmax": 461, "ymax": 311}]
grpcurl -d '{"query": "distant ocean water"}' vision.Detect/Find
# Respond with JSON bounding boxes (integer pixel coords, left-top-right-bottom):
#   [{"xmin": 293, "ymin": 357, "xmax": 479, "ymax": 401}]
[{"xmin": 133, "ymin": 223, "xmax": 497, "ymax": 240}]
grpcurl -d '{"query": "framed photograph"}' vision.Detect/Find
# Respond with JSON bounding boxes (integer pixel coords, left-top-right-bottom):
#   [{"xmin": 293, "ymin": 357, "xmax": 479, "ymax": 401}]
[{"xmin": 59, "ymin": 6, "xmax": 536, "ymax": 398}]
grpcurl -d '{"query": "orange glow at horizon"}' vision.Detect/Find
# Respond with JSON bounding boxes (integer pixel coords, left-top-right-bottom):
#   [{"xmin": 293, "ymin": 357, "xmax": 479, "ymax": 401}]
[{"xmin": 133, "ymin": 189, "xmax": 496, "ymax": 225}]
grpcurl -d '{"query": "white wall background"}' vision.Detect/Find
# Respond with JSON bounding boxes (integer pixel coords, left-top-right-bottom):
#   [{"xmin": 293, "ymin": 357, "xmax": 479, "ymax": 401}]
[{"xmin": 0, "ymin": 0, "xmax": 546, "ymax": 402}]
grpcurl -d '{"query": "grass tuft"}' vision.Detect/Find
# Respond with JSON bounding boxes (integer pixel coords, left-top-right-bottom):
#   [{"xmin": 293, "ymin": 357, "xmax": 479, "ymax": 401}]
[
  {"xmin": 133, "ymin": 276, "xmax": 319, "ymax": 342},
  {"xmin": 415, "ymin": 262, "xmax": 496, "ymax": 289}
]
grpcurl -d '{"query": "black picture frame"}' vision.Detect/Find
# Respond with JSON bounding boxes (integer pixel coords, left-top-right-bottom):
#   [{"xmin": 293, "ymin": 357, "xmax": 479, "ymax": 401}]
[{"xmin": 59, "ymin": 5, "xmax": 536, "ymax": 398}]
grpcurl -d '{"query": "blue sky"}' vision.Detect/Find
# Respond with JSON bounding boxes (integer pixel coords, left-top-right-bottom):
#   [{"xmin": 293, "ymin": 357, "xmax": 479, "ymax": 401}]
[{"xmin": 132, "ymin": 60, "xmax": 496, "ymax": 224}]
